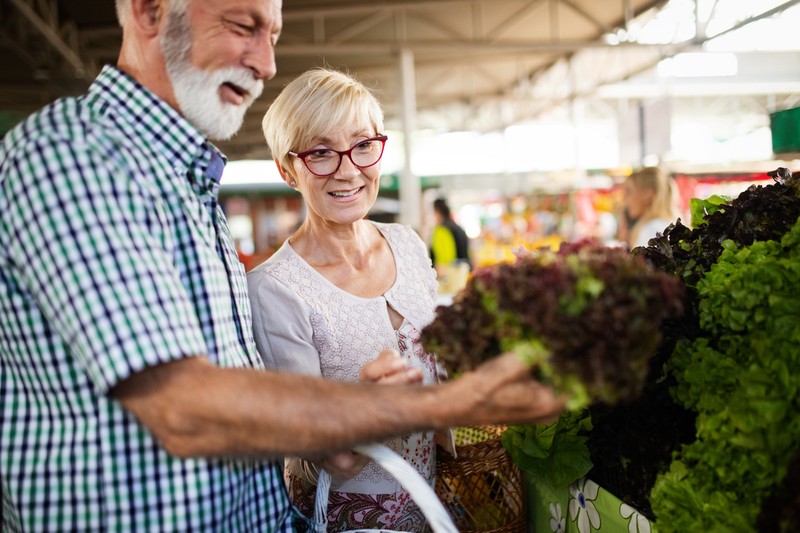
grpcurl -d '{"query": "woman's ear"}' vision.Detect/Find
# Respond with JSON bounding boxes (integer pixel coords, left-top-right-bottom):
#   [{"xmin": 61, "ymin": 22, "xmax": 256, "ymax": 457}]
[{"xmin": 275, "ymin": 161, "xmax": 297, "ymax": 188}]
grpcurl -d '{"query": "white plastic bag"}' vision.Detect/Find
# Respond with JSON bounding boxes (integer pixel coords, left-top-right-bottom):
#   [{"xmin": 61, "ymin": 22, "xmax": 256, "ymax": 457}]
[{"xmin": 311, "ymin": 443, "xmax": 458, "ymax": 533}]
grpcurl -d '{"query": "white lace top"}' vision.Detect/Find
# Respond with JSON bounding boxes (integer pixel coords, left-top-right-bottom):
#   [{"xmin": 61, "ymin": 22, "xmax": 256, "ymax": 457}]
[{"xmin": 246, "ymin": 222, "xmax": 440, "ymax": 494}]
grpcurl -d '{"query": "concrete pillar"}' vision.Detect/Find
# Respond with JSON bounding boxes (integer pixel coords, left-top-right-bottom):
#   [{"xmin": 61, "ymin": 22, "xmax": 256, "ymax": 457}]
[{"xmin": 398, "ymin": 48, "xmax": 421, "ymax": 231}]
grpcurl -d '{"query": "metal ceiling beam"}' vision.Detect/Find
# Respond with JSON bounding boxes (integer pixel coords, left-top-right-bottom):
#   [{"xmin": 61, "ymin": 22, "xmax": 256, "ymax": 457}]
[
  {"xmin": 79, "ymin": 27, "xmax": 672, "ymax": 58},
  {"xmin": 706, "ymin": 0, "xmax": 800, "ymax": 41},
  {"xmin": 561, "ymin": 0, "xmax": 613, "ymax": 34},
  {"xmin": 274, "ymin": 39, "xmax": 684, "ymax": 56},
  {"xmin": 484, "ymin": 0, "xmax": 547, "ymax": 42},
  {"xmin": 469, "ymin": 1, "xmax": 800, "ymax": 131},
  {"xmin": 406, "ymin": 11, "xmax": 468, "ymax": 41},
  {"xmin": 282, "ymin": 0, "xmax": 660, "ymax": 21},
  {"xmin": 6, "ymin": 0, "xmax": 93, "ymax": 80},
  {"xmin": 327, "ymin": 8, "xmax": 393, "ymax": 45},
  {"xmin": 283, "ymin": 0, "xmax": 488, "ymax": 20}
]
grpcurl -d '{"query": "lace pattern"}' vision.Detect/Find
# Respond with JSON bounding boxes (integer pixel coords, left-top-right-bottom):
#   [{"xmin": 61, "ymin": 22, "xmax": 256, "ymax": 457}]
[{"xmin": 260, "ymin": 223, "xmax": 439, "ymax": 490}]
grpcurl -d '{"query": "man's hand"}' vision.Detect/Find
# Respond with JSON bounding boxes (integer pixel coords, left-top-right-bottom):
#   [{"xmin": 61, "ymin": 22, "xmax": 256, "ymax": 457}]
[{"xmin": 454, "ymin": 351, "xmax": 567, "ymax": 427}]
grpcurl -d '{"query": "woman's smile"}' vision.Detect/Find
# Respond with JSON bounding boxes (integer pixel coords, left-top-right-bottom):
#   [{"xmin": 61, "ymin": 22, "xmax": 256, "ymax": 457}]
[{"xmin": 328, "ymin": 185, "xmax": 365, "ymax": 201}]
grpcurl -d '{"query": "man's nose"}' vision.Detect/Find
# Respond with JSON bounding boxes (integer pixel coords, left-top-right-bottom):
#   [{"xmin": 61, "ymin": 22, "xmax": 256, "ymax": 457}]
[{"xmin": 245, "ymin": 39, "xmax": 277, "ymax": 81}]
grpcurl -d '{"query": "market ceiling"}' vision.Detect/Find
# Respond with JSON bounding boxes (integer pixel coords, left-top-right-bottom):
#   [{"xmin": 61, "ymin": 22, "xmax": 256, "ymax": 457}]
[{"xmin": 1, "ymin": 0, "xmax": 797, "ymax": 161}]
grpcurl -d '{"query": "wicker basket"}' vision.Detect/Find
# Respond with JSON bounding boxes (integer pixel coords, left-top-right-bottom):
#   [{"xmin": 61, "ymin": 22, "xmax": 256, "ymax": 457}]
[{"xmin": 434, "ymin": 426, "xmax": 525, "ymax": 533}]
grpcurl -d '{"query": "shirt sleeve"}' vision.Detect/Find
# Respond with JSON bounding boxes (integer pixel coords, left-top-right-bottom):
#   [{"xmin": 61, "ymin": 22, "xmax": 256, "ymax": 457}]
[
  {"xmin": 246, "ymin": 267, "xmax": 322, "ymax": 378},
  {"xmin": 2, "ymin": 134, "xmax": 208, "ymax": 394}
]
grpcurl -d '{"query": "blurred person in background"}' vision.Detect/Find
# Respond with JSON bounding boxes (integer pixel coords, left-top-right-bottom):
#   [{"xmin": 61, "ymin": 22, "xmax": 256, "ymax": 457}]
[
  {"xmin": 430, "ymin": 197, "xmax": 473, "ymax": 272},
  {"xmin": 0, "ymin": 0, "xmax": 565, "ymax": 531},
  {"xmin": 622, "ymin": 166, "xmax": 680, "ymax": 248},
  {"xmin": 248, "ymin": 67, "xmax": 452, "ymax": 532}
]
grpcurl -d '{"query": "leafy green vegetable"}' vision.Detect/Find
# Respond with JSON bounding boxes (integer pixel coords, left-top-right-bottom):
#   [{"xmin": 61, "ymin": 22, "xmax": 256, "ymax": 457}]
[
  {"xmin": 636, "ymin": 173, "xmax": 800, "ymax": 289},
  {"xmin": 421, "ymin": 240, "xmax": 685, "ymax": 409},
  {"xmin": 581, "ymin": 170, "xmax": 800, "ymax": 522},
  {"xmin": 689, "ymin": 194, "xmax": 731, "ymax": 227},
  {"xmin": 649, "ymin": 218, "xmax": 800, "ymax": 532},
  {"xmin": 430, "ymin": 169, "xmax": 800, "ymax": 532},
  {"xmin": 502, "ymin": 411, "xmax": 593, "ymax": 502}
]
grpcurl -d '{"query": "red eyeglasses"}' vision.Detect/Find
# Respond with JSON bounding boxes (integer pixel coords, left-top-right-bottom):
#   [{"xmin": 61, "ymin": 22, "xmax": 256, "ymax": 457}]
[{"xmin": 288, "ymin": 135, "xmax": 388, "ymax": 177}]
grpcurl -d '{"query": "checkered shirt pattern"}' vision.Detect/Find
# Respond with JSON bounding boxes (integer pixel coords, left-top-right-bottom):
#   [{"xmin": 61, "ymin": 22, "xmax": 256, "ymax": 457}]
[{"xmin": 0, "ymin": 66, "xmax": 295, "ymax": 532}]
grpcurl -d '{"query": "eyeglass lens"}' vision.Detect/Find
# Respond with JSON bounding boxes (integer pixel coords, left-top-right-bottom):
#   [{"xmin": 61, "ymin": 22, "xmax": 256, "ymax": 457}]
[{"xmin": 304, "ymin": 138, "xmax": 384, "ymax": 176}]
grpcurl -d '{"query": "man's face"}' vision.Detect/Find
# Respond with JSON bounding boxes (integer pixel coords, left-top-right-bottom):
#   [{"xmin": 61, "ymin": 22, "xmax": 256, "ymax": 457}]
[{"xmin": 160, "ymin": 0, "xmax": 281, "ymax": 140}]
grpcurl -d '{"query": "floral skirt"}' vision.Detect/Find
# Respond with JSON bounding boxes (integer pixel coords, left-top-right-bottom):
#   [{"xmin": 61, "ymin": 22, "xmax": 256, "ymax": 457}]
[{"xmin": 287, "ymin": 472, "xmax": 431, "ymax": 533}]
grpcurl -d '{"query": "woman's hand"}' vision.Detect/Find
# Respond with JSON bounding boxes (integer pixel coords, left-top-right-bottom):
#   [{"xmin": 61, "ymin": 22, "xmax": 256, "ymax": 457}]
[
  {"xmin": 323, "ymin": 350, "xmax": 423, "ymax": 480},
  {"xmin": 319, "ymin": 451, "xmax": 371, "ymax": 481},
  {"xmin": 359, "ymin": 349, "xmax": 423, "ymax": 385}
]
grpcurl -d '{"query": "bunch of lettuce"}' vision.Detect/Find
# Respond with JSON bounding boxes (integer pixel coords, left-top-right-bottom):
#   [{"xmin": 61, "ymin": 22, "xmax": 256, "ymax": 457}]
[
  {"xmin": 634, "ymin": 167, "xmax": 800, "ymax": 288},
  {"xmin": 647, "ymin": 220, "xmax": 800, "ymax": 531},
  {"xmin": 420, "ymin": 239, "xmax": 685, "ymax": 410}
]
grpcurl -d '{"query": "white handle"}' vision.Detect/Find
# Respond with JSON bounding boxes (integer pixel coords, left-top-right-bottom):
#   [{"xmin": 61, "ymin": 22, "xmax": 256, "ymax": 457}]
[{"xmin": 313, "ymin": 443, "xmax": 458, "ymax": 533}]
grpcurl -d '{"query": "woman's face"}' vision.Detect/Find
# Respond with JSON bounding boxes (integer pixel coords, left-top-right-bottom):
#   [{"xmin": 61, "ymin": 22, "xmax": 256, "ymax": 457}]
[
  {"xmin": 289, "ymin": 126, "xmax": 382, "ymax": 228},
  {"xmin": 624, "ymin": 180, "xmax": 653, "ymax": 220}
]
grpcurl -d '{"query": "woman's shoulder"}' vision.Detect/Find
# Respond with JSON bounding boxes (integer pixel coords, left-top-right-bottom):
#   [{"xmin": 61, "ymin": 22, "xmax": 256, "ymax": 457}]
[
  {"xmin": 640, "ymin": 217, "xmax": 673, "ymax": 235},
  {"xmin": 246, "ymin": 242, "xmax": 326, "ymax": 313},
  {"xmin": 249, "ymin": 240, "xmax": 295, "ymax": 270},
  {"xmin": 634, "ymin": 218, "xmax": 674, "ymax": 247},
  {"xmin": 246, "ymin": 241, "xmax": 304, "ymax": 288}
]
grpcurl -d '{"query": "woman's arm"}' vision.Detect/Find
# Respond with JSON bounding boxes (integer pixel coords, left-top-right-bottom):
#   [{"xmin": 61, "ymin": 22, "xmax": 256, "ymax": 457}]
[{"xmin": 247, "ymin": 266, "xmax": 323, "ymax": 376}]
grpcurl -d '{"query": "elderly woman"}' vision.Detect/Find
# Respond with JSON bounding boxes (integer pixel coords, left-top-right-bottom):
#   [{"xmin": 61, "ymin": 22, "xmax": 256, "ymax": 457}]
[{"xmin": 247, "ymin": 68, "xmax": 444, "ymax": 532}]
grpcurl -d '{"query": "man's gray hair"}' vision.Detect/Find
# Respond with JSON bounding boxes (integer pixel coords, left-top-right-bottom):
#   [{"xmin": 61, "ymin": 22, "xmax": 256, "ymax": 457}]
[
  {"xmin": 115, "ymin": 0, "xmax": 129, "ymax": 26},
  {"xmin": 115, "ymin": 0, "xmax": 188, "ymax": 27}
]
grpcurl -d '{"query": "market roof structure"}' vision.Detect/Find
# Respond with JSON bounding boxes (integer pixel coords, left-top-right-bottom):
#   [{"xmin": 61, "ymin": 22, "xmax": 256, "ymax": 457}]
[{"xmin": 1, "ymin": 0, "xmax": 799, "ymax": 161}]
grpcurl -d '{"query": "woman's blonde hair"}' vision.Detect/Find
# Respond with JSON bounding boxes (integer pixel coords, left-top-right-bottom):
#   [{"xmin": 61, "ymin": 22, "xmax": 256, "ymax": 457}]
[
  {"xmin": 627, "ymin": 166, "xmax": 680, "ymax": 244},
  {"xmin": 262, "ymin": 68, "xmax": 384, "ymax": 177}
]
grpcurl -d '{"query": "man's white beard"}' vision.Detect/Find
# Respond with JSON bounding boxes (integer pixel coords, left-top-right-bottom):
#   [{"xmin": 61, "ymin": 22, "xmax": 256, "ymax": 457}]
[
  {"xmin": 160, "ymin": 9, "xmax": 264, "ymax": 141},
  {"xmin": 169, "ymin": 65, "xmax": 263, "ymax": 141}
]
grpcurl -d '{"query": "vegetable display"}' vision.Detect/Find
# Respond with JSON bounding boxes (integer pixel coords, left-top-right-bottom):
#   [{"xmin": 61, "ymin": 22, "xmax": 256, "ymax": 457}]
[
  {"xmin": 514, "ymin": 168, "xmax": 800, "ymax": 531},
  {"xmin": 420, "ymin": 239, "xmax": 685, "ymax": 410},
  {"xmin": 425, "ymin": 168, "xmax": 800, "ymax": 531},
  {"xmin": 647, "ymin": 216, "xmax": 800, "ymax": 531}
]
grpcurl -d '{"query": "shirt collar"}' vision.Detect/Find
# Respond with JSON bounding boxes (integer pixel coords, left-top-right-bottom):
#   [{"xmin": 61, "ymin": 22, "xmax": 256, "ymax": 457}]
[{"xmin": 87, "ymin": 65, "xmax": 227, "ymax": 194}]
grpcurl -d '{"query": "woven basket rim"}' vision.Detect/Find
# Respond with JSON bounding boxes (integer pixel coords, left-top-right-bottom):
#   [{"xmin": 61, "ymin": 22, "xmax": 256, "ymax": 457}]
[
  {"xmin": 438, "ymin": 425, "xmax": 507, "ymax": 467},
  {"xmin": 435, "ymin": 424, "xmax": 523, "ymax": 532}
]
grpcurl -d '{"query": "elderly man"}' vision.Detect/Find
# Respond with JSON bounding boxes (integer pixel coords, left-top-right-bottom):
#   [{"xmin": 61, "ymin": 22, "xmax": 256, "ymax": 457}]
[{"xmin": 0, "ymin": 0, "xmax": 564, "ymax": 530}]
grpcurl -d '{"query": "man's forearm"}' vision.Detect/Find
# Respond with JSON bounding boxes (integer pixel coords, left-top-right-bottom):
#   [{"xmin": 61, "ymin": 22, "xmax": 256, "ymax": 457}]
[
  {"xmin": 113, "ymin": 352, "xmax": 562, "ymax": 459},
  {"xmin": 112, "ymin": 356, "xmax": 465, "ymax": 458}
]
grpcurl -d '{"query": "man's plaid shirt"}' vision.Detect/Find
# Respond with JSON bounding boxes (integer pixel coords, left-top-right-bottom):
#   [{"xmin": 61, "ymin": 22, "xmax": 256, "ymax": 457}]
[{"xmin": 0, "ymin": 65, "xmax": 295, "ymax": 532}]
